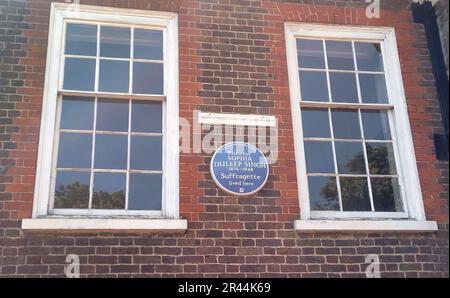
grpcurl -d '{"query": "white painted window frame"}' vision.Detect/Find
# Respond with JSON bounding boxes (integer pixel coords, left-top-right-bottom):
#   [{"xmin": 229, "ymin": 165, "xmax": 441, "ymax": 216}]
[
  {"xmin": 285, "ymin": 23, "xmax": 437, "ymax": 231},
  {"xmin": 23, "ymin": 3, "xmax": 184, "ymax": 230}
]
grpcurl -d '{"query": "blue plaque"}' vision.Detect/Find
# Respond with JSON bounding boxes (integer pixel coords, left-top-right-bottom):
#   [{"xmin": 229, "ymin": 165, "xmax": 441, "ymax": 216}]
[{"xmin": 210, "ymin": 142, "xmax": 269, "ymax": 196}]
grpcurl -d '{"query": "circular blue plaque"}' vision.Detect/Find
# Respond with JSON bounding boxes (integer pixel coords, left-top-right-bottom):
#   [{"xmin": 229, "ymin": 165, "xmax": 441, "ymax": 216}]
[{"xmin": 210, "ymin": 142, "xmax": 269, "ymax": 196}]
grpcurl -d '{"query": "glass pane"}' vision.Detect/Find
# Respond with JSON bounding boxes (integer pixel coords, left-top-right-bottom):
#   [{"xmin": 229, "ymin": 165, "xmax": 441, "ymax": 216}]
[
  {"xmin": 362, "ymin": 110, "xmax": 391, "ymax": 140},
  {"xmin": 63, "ymin": 58, "xmax": 95, "ymax": 91},
  {"xmin": 54, "ymin": 171, "xmax": 90, "ymax": 209},
  {"xmin": 134, "ymin": 29, "xmax": 163, "ymax": 60},
  {"xmin": 329, "ymin": 72, "xmax": 358, "ymax": 103},
  {"xmin": 297, "ymin": 39, "xmax": 325, "ymax": 69},
  {"xmin": 366, "ymin": 142, "xmax": 397, "ymax": 175},
  {"xmin": 65, "ymin": 23, "xmax": 97, "ymax": 56},
  {"xmin": 94, "ymin": 134, "xmax": 127, "ymax": 169},
  {"xmin": 340, "ymin": 177, "xmax": 371, "ymax": 211},
  {"xmin": 308, "ymin": 176, "xmax": 339, "ymax": 211},
  {"xmin": 301, "ymin": 108, "xmax": 330, "ymax": 138},
  {"xmin": 129, "ymin": 173, "xmax": 162, "ymax": 210},
  {"xmin": 299, "ymin": 71, "xmax": 329, "ymax": 102},
  {"xmin": 331, "ymin": 110, "xmax": 361, "ymax": 139},
  {"xmin": 92, "ymin": 172, "xmax": 126, "ymax": 209},
  {"xmin": 57, "ymin": 133, "xmax": 92, "ymax": 168},
  {"xmin": 99, "ymin": 60, "xmax": 130, "ymax": 93},
  {"xmin": 304, "ymin": 141, "xmax": 335, "ymax": 174},
  {"xmin": 130, "ymin": 136, "xmax": 162, "ymax": 171},
  {"xmin": 326, "ymin": 41, "xmax": 354, "ymax": 70},
  {"xmin": 359, "ymin": 74, "xmax": 388, "ymax": 104},
  {"xmin": 131, "ymin": 101, "xmax": 162, "ymax": 133},
  {"xmin": 100, "ymin": 26, "xmax": 130, "ymax": 58},
  {"xmin": 96, "ymin": 99, "xmax": 129, "ymax": 132},
  {"xmin": 60, "ymin": 96, "xmax": 94, "ymax": 130},
  {"xmin": 132, "ymin": 62, "xmax": 164, "ymax": 94},
  {"xmin": 355, "ymin": 42, "xmax": 384, "ymax": 72},
  {"xmin": 372, "ymin": 178, "xmax": 403, "ymax": 212},
  {"xmin": 335, "ymin": 141, "xmax": 366, "ymax": 174}
]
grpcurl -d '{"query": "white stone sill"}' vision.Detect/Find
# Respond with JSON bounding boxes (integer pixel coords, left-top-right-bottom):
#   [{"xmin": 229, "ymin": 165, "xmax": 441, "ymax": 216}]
[
  {"xmin": 294, "ymin": 220, "xmax": 438, "ymax": 233},
  {"xmin": 21, "ymin": 218, "xmax": 188, "ymax": 233}
]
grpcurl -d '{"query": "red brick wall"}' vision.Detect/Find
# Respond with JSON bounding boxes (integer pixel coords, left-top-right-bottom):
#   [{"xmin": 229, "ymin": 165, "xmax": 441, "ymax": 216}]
[{"xmin": 0, "ymin": 0, "xmax": 448, "ymax": 277}]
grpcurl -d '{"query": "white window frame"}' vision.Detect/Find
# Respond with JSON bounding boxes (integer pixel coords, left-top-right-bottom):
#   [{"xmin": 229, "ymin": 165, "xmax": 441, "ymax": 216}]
[
  {"xmin": 23, "ymin": 3, "xmax": 185, "ymax": 231},
  {"xmin": 285, "ymin": 23, "xmax": 437, "ymax": 231}
]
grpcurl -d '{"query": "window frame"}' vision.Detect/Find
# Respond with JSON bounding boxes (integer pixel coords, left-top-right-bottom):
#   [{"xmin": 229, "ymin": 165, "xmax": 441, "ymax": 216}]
[
  {"xmin": 285, "ymin": 23, "xmax": 428, "ymax": 222},
  {"xmin": 31, "ymin": 3, "xmax": 180, "ymax": 220}
]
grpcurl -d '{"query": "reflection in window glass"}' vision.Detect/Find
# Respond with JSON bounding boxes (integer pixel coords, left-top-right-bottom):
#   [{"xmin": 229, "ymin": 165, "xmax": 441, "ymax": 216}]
[
  {"xmin": 301, "ymin": 108, "xmax": 330, "ymax": 138},
  {"xmin": 131, "ymin": 101, "xmax": 162, "ymax": 133},
  {"xmin": 297, "ymin": 39, "xmax": 325, "ymax": 69},
  {"xmin": 65, "ymin": 23, "xmax": 97, "ymax": 56},
  {"xmin": 359, "ymin": 73, "xmax": 388, "ymax": 104},
  {"xmin": 60, "ymin": 97, "xmax": 94, "ymax": 130},
  {"xmin": 362, "ymin": 110, "xmax": 391, "ymax": 140},
  {"xmin": 335, "ymin": 141, "xmax": 366, "ymax": 175},
  {"xmin": 54, "ymin": 171, "xmax": 90, "ymax": 209},
  {"xmin": 99, "ymin": 60, "xmax": 130, "ymax": 93},
  {"xmin": 100, "ymin": 26, "xmax": 130, "ymax": 58},
  {"xmin": 92, "ymin": 172, "xmax": 126, "ymax": 209},
  {"xmin": 326, "ymin": 41, "xmax": 354, "ymax": 70},
  {"xmin": 94, "ymin": 134, "xmax": 128, "ymax": 170},
  {"xmin": 366, "ymin": 142, "xmax": 397, "ymax": 175},
  {"xmin": 133, "ymin": 62, "xmax": 164, "ymax": 94},
  {"xmin": 57, "ymin": 133, "xmax": 92, "ymax": 169},
  {"xmin": 372, "ymin": 178, "xmax": 403, "ymax": 212},
  {"xmin": 63, "ymin": 58, "xmax": 96, "ymax": 91},
  {"xmin": 304, "ymin": 141, "xmax": 335, "ymax": 174},
  {"xmin": 131, "ymin": 136, "xmax": 162, "ymax": 171},
  {"xmin": 355, "ymin": 42, "xmax": 384, "ymax": 72},
  {"xmin": 129, "ymin": 173, "xmax": 162, "ymax": 210},
  {"xmin": 134, "ymin": 29, "xmax": 163, "ymax": 60},
  {"xmin": 331, "ymin": 110, "xmax": 361, "ymax": 139},
  {"xmin": 329, "ymin": 72, "xmax": 358, "ymax": 103},
  {"xmin": 299, "ymin": 71, "xmax": 329, "ymax": 102},
  {"xmin": 308, "ymin": 176, "xmax": 339, "ymax": 211},
  {"xmin": 96, "ymin": 99, "xmax": 129, "ymax": 132},
  {"xmin": 340, "ymin": 177, "xmax": 371, "ymax": 211}
]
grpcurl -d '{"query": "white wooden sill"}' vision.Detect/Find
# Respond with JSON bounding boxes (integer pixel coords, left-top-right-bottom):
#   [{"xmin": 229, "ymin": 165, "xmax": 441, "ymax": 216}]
[
  {"xmin": 21, "ymin": 218, "xmax": 188, "ymax": 233},
  {"xmin": 294, "ymin": 220, "xmax": 438, "ymax": 233}
]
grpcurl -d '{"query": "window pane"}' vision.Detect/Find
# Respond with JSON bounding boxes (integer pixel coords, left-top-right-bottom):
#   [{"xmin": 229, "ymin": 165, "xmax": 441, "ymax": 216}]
[
  {"xmin": 131, "ymin": 101, "xmax": 162, "ymax": 133},
  {"xmin": 329, "ymin": 72, "xmax": 358, "ymax": 103},
  {"xmin": 340, "ymin": 177, "xmax": 371, "ymax": 211},
  {"xmin": 304, "ymin": 141, "xmax": 335, "ymax": 174},
  {"xmin": 132, "ymin": 62, "xmax": 164, "ymax": 94},
  {"xmin": 301, "ymin": 108, "xmax": 330, "ymax": 138},
  {"xmin": 362, "ymin": 110, "xmax": 391, "ymax": 140},
  {"xmin": 355, "ymin": 42, "xmax": 384, "ymax": 72},
  {"xmin": 326, "ymin": 41, "xmax": 354, "ymax": 70},
  {"xmin": 57, "ymin": 133, "xmax": 92, "ymax": 168},
  {"xmin": 65, "ymin": 23, "xmax": 97, "ymax": 56},
  {"xmin": 63, "ymin": 58, "xmax": 95, "ymax": 91},
  {"xmin": 100, "ymin": 26, "xmax": 130, "ymax": 58},
  {"xmin": 297, "ymin": 39, "xmax": 325, "ymax": 69},
  {"xmin": 96, "ymin": 99, "xmax": 129, "ymax": 132},
  {"xmin": 99, "ymin": 60, "xmax": 130, "ymax": 93},
  {"xmin": 331, "ymin": 110, "xmax": 361, "ymax": 139},
  {"xmin": 94, "ymin": 134, "xmax": 127, "ymax": 169},
  {"xmin": 129, "ymin": 173, "xmax": 162, "ymax": 210},
  {"xmin": 366, "ymin": 142, "xmax": 397, "ymax": 175},
  {"xmin": 299, "ymin": 71, "xmax": 329, "ymax": 102},
  {"xmin": 308, "ymin": 176, "xmax": 339, "ymax": 211},
  {"xmin": 60, "ymin": 96, "xmax": 94, "ymax": 130},
  {"xmin": 372, "ymin": 178, "xmax": 403, "ymax": 212},
  {"xmin": 92, "ymin": 172, "xmax": 126, "ymax": 209},
  {"xmin": 134, "ymin": 29, "xmax": 163, "ymax": 60},
  {"xmin": 359, "ymin": 74, "xmax": 388, "ymax": 104},
  {"xmin": 54, "ymin": 171, "xmax": 90, "ymax": 209},
  {"xmin": 335, "ymin": 141, "xmax": 366, "ymax": 174},
  {"xmin": 130, "ymin": 136, "xmax": 162, "ymax": 171}
]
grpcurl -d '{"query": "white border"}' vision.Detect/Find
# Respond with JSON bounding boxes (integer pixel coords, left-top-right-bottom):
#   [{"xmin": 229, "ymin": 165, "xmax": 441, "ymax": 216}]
[
  {"xmin": 210, "ymin": 142, "xmax": 270, "ymax": 196},
  {"xmin": 285, "ymin": 23, "xmax": 434, "ymax": 227},
  {"xmin": 26, "ymin": 3, "xmax": 180, "ymax": 229}
]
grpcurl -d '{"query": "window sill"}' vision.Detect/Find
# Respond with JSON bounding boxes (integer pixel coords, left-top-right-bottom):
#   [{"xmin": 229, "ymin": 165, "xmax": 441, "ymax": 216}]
[
  {"xmin": 294, "ymin": 220, "xmax": 438, "ymax": 233},
  {"xmin": 21, "ymin": 217, "xmax": 187, "ymax": 233}
]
